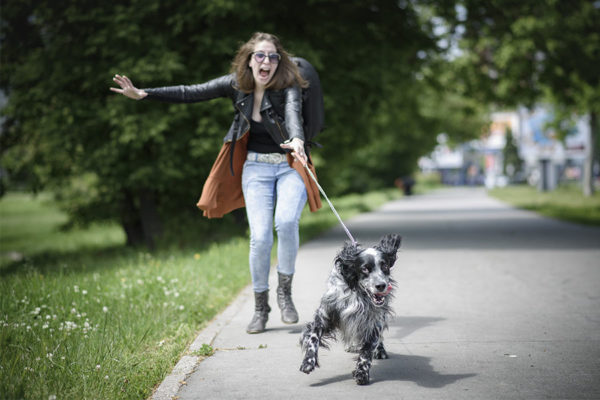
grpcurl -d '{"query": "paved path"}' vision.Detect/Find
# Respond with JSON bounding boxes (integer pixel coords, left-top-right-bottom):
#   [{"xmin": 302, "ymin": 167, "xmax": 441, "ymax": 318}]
[{"xmin": 153, "ymin": 188, "xmax": 600, "ymax": 400}]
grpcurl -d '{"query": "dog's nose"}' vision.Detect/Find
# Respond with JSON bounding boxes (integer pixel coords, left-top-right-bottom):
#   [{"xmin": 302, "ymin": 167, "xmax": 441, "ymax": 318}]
[{"xmin": 375, "ymin": 283, "xmax": 386, "ymax": 292}]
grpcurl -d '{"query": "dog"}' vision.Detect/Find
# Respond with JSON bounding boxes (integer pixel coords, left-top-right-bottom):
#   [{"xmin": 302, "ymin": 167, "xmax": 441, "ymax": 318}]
[{"xmin": 300, "ymin": 234, "xmax": 402, "ymax": 385}]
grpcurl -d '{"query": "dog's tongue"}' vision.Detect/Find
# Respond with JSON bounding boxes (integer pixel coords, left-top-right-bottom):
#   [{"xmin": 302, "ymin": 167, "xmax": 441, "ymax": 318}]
[{"xmin": 382, "ymin": 284, "xmax": 393, "ymax": 296}]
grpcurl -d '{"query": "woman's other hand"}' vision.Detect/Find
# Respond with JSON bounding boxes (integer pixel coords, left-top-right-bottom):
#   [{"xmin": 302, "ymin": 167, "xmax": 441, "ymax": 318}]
[
  {"xmin": 280, "ymin": 137, "xmax": 307, "ymax": 167},
  {"xmin": 110, "ymin": 74, "xmax": 148, "ymax": 100}
]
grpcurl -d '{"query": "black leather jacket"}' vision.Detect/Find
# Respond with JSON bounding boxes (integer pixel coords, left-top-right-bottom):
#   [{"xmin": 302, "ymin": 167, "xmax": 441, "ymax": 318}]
[{"xmin": 143, "ymin": 73, "xmax": 304, "ymax": 146}]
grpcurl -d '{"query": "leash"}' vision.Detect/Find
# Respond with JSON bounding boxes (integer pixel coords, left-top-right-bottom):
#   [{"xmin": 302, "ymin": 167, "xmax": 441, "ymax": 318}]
[{"xmin": 303, "ymin": 163, "xmax": 357, "ymax": 245}]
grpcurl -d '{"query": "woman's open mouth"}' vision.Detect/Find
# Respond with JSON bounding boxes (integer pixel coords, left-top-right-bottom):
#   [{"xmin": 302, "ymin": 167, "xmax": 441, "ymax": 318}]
[{"xmin": 259, "ymin": 67, "xmax": 270, "ymax": 79}]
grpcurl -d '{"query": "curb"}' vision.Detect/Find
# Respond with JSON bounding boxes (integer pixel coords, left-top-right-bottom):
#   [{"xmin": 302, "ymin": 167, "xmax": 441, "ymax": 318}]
[{"xmin": 150, "ymin": 286, "xmax": 253, "ymax": 400}]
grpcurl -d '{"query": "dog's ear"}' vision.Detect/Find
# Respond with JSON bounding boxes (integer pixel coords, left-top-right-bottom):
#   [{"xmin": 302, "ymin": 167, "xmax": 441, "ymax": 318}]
[
  {"xmin": 375, "ymin": 234, "xmax": 402, "ymax": 265},
  {"xmin": 334, "ymin": 241, "xmax": 363, "ymax": 289}
]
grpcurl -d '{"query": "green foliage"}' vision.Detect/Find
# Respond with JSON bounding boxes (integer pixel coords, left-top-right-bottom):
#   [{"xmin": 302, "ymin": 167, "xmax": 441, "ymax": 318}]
[{"xmin": 194, "ymin": 344, "xmax": 215, "ymax": 357}]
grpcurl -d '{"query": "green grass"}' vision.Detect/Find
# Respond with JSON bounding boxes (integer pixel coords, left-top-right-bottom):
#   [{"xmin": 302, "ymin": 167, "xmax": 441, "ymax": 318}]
[
  {"xmin": 488, "ymin": 184, "xmax": 600, "ymax": 226},
  {"xmin": 0, "ymin": 188, "xmax": 401, "ymax": 399}
]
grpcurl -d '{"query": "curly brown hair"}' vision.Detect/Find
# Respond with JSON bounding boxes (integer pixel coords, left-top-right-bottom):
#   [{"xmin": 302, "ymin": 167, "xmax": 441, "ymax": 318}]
[{"xmin": 231, "ymin": 32, "xmax": 308, "ymax": 93}]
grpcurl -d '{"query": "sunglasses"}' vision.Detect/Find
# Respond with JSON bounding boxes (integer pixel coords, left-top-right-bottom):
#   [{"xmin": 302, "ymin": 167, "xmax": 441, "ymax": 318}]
[{"xmin": 252, "ymin": 51, "xmax": 281, "ymax": 64}]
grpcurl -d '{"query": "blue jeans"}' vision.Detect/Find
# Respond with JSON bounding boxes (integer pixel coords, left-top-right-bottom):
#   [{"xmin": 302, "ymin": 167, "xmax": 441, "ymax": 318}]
[{"xmin": 242, "ymin": 158, "xmax": 307, "ymax": 293}]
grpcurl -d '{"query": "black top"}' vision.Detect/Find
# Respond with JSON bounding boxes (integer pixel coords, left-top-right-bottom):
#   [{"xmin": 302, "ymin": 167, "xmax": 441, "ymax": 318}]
[{"xmin": 247, "ymin": 119, "xmax": 285, "ymax": 154}]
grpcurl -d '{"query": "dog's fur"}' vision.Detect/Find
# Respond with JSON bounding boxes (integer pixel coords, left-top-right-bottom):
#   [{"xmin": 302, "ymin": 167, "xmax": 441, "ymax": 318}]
[{"xmin": 300, "ymin": 234, "xmax": 402, "ymax": 385}]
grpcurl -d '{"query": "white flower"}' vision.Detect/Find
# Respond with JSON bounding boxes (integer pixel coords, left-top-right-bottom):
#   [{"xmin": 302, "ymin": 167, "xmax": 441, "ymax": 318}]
[
  {"xmin": 74, "ymin": 285, "xmax": 79, "ymax": 293},
  {"xmin": 31, "ymin": 307, "xmax": 41, "ymax": 316},
  {"xmin": 70, "ymin": 308, "xmax": 77, "ymax": 314},
  {"xmin": 102, "ymin": 306, "xmax": 108, "ymax": 313},
  {"xmin": 104, "ymin": 375, "xmax": 109, "ymax": 380},
  {"xmin": 96, "ymin": 364, "xmax": 101, "ymax": 370},
  {"xmin": 158, "ymin": 340, "xmax": 165, "ymax": 347},
  {"xmin": 82, "ymin": 290, "xmax": 88, "ymax": 295},
  {"xmin": 49, "ymin": 395, "xmax": 57, "ymax": 400},
  {"xmin": 178, "ymin": 305, "xmax": 185, "ymax": 311},
  {"xmin": 42, "ymin": 324, "xmax": 49, "ymax": 329}
]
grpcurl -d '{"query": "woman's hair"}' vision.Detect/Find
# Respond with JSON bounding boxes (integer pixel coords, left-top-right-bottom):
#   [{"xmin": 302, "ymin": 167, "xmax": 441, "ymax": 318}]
[{"xmin": 231, "ymin": 32, "xmax": 308, "ymax": 93}]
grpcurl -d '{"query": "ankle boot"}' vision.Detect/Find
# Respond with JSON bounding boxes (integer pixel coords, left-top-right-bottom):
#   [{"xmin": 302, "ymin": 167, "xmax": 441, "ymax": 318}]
[
  {"xmin": 246, "ymin": 290, "xmax": 271, "ymax": 334},
  {"xmin": 276, "ymin": 272, "xmax": 299, "ymax": 324}
]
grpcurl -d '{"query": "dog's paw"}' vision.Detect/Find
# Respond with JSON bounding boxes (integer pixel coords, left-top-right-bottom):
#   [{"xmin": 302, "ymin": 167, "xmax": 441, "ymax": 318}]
[
  {"xmin": 353, "ymin": 369, "xmax": 370, "ymax": 385},
  {"xmin": 373, "ymin": 347, "xmax": 388, "ymax": 359},
  {"xmin": 300, "ymin": 357, "xmax": 317, "ymax": 374}
]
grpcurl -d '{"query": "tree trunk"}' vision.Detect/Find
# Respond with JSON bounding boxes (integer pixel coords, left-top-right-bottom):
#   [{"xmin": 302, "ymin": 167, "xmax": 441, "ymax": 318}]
[
  {"xmin": 120, "ymin": 190, "xmax": 145, "ymax": 247},
  {"xmin": 138, "ymin": 188, "xmax": 163, "ymax": 249},
  {"xmin": 119, "ymin": 189, "xmax": 163, "ymax": 248},
  {"xmin": 583, "ymin": 111, "xmax": 597, "ymax": 197}
]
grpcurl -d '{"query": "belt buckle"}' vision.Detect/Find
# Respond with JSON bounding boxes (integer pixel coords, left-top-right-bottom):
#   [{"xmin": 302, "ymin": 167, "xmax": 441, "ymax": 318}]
[{"xmin": 267, "ymin": 153, "xmax": 284, "ymax": 164}]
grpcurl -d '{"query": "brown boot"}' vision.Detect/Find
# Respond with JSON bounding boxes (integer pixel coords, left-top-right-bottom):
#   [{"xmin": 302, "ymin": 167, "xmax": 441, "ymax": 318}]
[
  {"xmin": 246, "ymin": 290, "xmax": 271, "ymax": 334},
  {"xmin": 276, "ymin": 273, "xmax": 299, "ymax": 324}
]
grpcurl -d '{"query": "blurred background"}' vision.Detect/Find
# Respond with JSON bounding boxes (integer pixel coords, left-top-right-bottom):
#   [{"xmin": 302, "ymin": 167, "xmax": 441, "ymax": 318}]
[{"xmin": 1, "ymin": 0, "xmax": 599, "ymax": 248}]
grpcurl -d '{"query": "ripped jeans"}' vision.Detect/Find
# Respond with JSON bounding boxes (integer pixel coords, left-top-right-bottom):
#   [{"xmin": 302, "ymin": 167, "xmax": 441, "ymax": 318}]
[{"xmin": 241, "ymin": 157, "xmax": 307, "ymax": 293}]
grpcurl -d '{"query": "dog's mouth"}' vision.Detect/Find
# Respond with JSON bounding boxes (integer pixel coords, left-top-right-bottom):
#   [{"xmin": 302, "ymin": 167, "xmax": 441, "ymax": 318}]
[{"xmin": 369, "ymin": 283, "xmax": 393, "ymax": 307}]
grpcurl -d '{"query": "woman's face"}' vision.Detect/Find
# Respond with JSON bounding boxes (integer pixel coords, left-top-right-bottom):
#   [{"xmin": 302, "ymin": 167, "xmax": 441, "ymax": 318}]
[{"xmin": 249, "ymin": 40, "xmax": 279, "ymax": 89}]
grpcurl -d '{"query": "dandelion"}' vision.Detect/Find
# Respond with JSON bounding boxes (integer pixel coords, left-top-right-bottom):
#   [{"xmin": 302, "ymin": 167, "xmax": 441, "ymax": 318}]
[
  {"xmin": 96, "ymin": 364, "xmax": 101, "ymax": 371},
  {"xmin": 104, "ymin": 375, "xmax": 109, "ymax": 380},
  {"xmin": 102, "ymin": 306, "xmax": 108, "ymax": 313}
]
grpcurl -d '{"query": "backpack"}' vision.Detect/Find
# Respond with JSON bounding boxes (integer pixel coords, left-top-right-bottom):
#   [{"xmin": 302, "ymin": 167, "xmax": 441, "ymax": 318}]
[{"xmin": 292, "ymin": 57, "xmax": 325, "ymax": 148}]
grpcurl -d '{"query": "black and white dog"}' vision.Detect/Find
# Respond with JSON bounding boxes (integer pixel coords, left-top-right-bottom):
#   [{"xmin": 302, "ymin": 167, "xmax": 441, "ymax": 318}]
[{"xmin": 300, "ymin": 234, "xmax": 402, "ymax": 385}]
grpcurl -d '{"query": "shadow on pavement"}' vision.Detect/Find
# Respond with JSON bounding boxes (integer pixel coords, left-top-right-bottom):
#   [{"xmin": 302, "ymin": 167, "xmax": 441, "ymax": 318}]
[
  {"xmin": 390, "ymin": 316, "xmax": 445, "ymax": 340},
  {"xmin": 309, "ymin": 353, "xmax": 476, "ymax": 388}
]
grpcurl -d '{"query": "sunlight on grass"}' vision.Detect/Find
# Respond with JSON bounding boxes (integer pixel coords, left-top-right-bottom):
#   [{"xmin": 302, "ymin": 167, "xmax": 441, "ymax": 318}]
[{"xmin": 488, "ymin": 184, "xmax": 600, "ymax": 226}]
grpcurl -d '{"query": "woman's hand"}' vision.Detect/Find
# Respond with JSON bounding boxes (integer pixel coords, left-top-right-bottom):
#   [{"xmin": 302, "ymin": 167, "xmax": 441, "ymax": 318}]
[
  {"xmin": 110, "ymin": 74, "xmax": 148, "ymax": 100},
  {"xmin": 280, "ymin": 137, "xmax": 307, "ymax": 167}
]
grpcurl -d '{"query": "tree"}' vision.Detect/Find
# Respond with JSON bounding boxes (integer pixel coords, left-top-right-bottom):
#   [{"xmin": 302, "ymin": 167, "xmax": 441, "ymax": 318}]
[
  {"xmin": 439, "ymin": 0, "xmax": 600, "ymax": 195},
  {"xmin": 503, "ymin": 127, "xmax": 522, "ymax": 182}
]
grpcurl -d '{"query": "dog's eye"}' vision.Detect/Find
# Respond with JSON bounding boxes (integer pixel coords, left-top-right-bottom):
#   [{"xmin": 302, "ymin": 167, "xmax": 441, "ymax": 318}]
[{"xmin": 361, "ymin": 266, "xmax": 370, "ymax": 274}]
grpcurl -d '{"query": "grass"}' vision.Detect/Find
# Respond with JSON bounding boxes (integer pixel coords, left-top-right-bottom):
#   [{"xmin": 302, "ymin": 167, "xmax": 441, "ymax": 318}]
[
  {"xmin": 488, "ymin": 183, "xmax": 600, "ymax": 226},
  {"xmin": 0, "ymin": 188, "xmax": 402, "ymax": 399}
]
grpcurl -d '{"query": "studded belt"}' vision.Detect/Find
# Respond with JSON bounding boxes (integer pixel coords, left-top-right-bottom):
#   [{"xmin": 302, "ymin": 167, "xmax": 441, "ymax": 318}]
[{"xmin": 246, "ymin": 151, "xmax": 287, "ymax": 164}]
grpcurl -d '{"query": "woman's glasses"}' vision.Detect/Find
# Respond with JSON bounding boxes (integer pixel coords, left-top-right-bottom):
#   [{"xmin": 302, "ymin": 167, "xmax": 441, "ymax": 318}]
[{"xmin": 252, "ymin": 52, "xmax": 281, "ymax": 64}]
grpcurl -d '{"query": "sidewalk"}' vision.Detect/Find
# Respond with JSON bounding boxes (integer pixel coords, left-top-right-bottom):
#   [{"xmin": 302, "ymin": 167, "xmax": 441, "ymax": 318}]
[{"xmin": 153, "ymin": 187, "xmax": 600, "ymax": 400}]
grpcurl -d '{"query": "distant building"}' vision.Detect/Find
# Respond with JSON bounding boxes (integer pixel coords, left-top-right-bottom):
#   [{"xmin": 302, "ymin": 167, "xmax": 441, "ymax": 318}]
[{"xmin": 419, "ymin": 106, "xmax": 590, "ymax": 190}]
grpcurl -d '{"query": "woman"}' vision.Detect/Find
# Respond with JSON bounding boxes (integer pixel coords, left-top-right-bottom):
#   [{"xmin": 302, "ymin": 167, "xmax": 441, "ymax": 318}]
[{"xmin": 111, "ymin": 32, "xmax": 322, "ymax": 334}]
